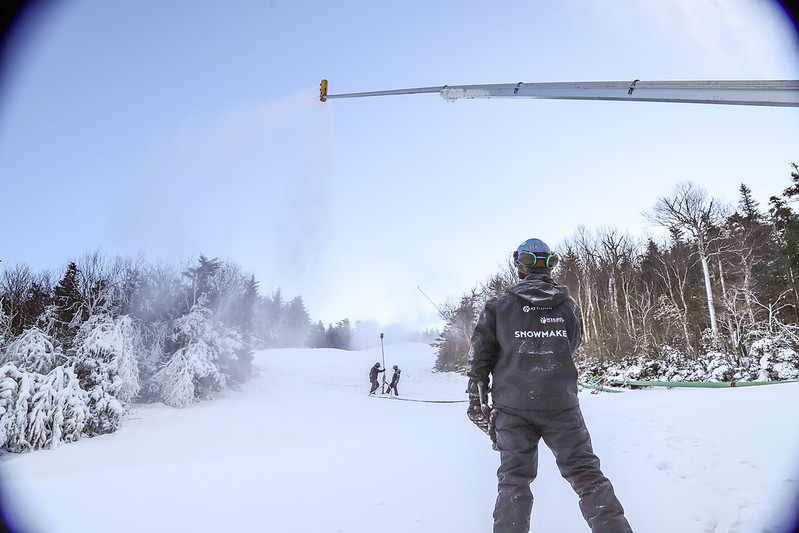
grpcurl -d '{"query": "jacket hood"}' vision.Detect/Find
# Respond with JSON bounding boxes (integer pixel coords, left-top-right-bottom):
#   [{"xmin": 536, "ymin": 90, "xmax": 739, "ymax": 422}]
[{"xmin": 506, "ymin": 274, "xmax": 571, "ymax": 308}]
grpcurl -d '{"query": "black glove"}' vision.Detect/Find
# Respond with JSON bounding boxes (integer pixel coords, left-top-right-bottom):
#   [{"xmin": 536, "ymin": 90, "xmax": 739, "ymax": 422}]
[
  {"xmin": 467, "ymin": 397, "xmax": 491, "ymax": 434},
  {"xmin": 466, "ymin": 380, "xmax": 497, "ymax": 448}
]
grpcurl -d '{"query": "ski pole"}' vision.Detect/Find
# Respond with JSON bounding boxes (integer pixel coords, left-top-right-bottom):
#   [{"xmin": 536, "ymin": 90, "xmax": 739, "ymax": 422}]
[
  {"xmin": 380, "ymin": 333, "xmax": 386, "ymax": 394},
  {"xmin": 477, "ymin": 382, "xmax": 491, "ymax": 419}
]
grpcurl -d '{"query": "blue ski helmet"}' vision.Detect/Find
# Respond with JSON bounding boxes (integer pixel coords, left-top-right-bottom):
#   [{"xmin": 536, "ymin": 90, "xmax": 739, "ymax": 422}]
[{"xmin": 513, "ymin": 238, "xmax": 559, "ymax": 270}]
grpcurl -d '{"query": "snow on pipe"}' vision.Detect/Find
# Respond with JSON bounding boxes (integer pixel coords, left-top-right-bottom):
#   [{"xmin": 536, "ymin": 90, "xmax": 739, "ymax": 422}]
[{"xmin": 319, "ymin": 79, "xmax": 799, "ymax": 107}]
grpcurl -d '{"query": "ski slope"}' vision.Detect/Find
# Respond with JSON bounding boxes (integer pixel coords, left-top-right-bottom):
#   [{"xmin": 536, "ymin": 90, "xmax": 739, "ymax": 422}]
[{"xmin": 1, "ymin": 342, "xmax": 798, "ymax": 532}]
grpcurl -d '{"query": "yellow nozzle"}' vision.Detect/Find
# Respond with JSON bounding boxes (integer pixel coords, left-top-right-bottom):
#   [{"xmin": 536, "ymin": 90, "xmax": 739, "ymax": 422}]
[{"xmin": 320, "ymin": 79, "xmax": 328, "ymax": 102}]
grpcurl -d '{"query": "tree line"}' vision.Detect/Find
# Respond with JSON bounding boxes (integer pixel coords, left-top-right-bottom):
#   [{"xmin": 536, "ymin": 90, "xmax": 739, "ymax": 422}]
[
  {"xmin": 434, "ymin": 164, "xmax": 799, "ymax": 384},
  {"xmin": 0, "ymin": 253, "xmax": 375, "ymax": 354}
]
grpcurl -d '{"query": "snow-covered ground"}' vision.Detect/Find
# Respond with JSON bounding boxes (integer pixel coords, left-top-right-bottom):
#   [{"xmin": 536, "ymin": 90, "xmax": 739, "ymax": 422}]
[{"xmin": 1, "ymin": 342, "xmax": 798, "ymax": 533}]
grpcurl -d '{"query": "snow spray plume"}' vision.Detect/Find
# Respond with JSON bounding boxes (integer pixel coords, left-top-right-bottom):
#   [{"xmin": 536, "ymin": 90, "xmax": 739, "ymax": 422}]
[
  {"xmin": 112, "ymin": 89, "xmax": 334, "ymax": 296},
  {"xmin": 228, "ymin": 89, "xmax": 335, "ymax": 300}
]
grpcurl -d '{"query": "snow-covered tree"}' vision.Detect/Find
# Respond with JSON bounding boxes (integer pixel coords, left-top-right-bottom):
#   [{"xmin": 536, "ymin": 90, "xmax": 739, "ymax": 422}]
[
  {"xmin": 135, "ymin": 320, "xmax": 170, "ymax": 401},
  {"xmin": 749, "ymin": 331, "xmax": 799, "ymax": 381},
  {"xmin": 207, "ymin": 322, "xmax": 251, "ymax": 383},
  {"xmin": 25, "ymin": 366, "xmax": 89, "ymax": 450},
  {"xmin": 153, "ymin": 340, "xmax": 218, "ymax": 408},
  {"xmin": 0, "ymin": 364, "xmax": 35, "ymax": 451},
  {"xmin": 150, "ymin": 296, "xmax": 256, "ymax": 406},
  {"xmin": 71, "ymin": 314, "xmax": 140, "ymax": 435},
  {"xmin": 2, "ymin": 327, "xmax": 63, "ymax": 374},
  {"xmin": 153, "ymin": 303, "xmax": 226, "ymax": 407},
  {"xmin": 704, "ymin": 351, "xmax": 739, "ymax": 382},
  {"xmin": 0, "ymin": 363, "xmax": 89, "ymax": 452}
]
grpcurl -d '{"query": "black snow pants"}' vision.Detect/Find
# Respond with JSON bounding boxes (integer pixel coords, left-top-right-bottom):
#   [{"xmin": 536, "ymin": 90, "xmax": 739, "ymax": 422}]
[
  {"xmin": 386, "ymin": 381, "xmax": 399, "ymax": 396},
  {"xmin": 369, "ymin": 380, "xmax": 380, "ymax": 394},
  {"xmin": 492, "ymin": 405, "xmax": 632, "ymax": 533}
]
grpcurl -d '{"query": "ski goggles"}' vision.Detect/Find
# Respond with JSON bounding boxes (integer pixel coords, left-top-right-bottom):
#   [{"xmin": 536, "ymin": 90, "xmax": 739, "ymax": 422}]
[{"xmin": 513, "ymin": 250, "xmax": 559, "ymax": 269}]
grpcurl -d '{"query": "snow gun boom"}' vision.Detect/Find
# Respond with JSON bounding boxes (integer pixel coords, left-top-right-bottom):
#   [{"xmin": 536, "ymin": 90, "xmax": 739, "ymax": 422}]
[{"xmin": 319, "ymin": 79, "xmax": 799, "ymax": 107}]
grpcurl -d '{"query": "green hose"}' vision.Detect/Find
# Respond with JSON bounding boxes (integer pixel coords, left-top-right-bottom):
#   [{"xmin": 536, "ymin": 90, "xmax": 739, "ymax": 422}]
[{"xmin": 606, "ymin": 379, "xmax": 799, "ymax": 388}]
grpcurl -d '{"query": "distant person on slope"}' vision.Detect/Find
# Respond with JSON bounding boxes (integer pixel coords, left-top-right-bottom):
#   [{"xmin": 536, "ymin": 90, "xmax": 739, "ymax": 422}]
[
  {"xmin": 369, "ymin": 362, "xmax": 385, "ymax": 395},
  {"xmin": 385, "ymin": 365, "xmax": 401, "ymax": 396},
  {"xmin": 466, "ymin": 238, "xmax": 633, "ymax": 533}
]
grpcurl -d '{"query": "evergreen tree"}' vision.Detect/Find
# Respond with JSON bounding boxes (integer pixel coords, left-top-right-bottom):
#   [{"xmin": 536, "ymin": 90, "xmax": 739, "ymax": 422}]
[
  {"xmin": 21, "ymin": 281, "xmax": 51, "ymax": 332},
  {"xmin": 283, "ymin": 296, "xmax": 311, "ymax": 347},
  {"xmin": 183, "ymin": 255, "xmax": 223, "ymax": 310},
  {"xmin": 254, "ymin": 288, "xmax": 285, "ymax": 347},
  {"xmin": 53, "ymin": 262, "xmax": 84, "ymax": 347},
  {"xmin": 267, "ymin": 288, "xmax": 284, "ymax": 338},
  {"xmin": 326, "ymin": 319, "xmax": 352, "ymax": 350},
  {"xmin": 768, "ymin": 184, "xmax": 799, "ymax": 318},
  {"xmin": 306, "ymin": 321, "xmax": 327, "ymax": 348},
  {"xmin": 781, "ymin": 162, "xmax": 799, "ymax": 199},
  {"xmin": 238, "ymin": 274, "xmax": 259, "ymax": 337},
  {"xmin": 737, "ymin": 183, "xmax": 762, "ymax": 222}
]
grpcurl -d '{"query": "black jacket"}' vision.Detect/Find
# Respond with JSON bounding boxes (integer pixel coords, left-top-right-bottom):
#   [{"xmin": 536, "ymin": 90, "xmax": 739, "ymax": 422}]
[
  {"xmin": 467, "ymin": 273, "xmax": 583, "ymax": 410},
  {"xmin": 369, "ymin": 365, "xmax": 385, "ymax": 381},
  {"xmin": 390, "ymin": 369, "xmax": 401, "ymax": 384}
]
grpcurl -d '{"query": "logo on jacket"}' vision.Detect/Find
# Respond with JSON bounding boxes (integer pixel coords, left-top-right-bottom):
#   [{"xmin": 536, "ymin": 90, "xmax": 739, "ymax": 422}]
[
  {"xmin": 515, "ymin": 329, "xmax": 568, "ymax": 338},
  {"xmin": 540, "ymin": 316, "xmax": 565, "ymax": 324},
  {"xmin": 522, "ymin": 305, "xmax": 552, "ymax": 312}
]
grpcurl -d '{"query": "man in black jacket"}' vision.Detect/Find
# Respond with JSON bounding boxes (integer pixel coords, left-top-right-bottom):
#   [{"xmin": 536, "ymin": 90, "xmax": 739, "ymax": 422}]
[
  {"xmin": 467, "ymin": 238, "xmax": 632, "ymax": 533},
  {"xmin": 368, "ymin": 362, "xmax": 385, "ymax": 395}
]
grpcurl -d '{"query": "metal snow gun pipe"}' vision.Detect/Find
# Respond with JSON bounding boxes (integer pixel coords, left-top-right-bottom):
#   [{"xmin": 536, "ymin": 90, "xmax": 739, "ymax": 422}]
[{"xmin": 319, "ymin": 79, "xmax": 799, "ymax": 107}]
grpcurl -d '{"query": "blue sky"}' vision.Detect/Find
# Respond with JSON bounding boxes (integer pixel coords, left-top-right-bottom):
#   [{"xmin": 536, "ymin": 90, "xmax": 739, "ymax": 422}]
[{"xmin": 1, "ymin": 1, "xmax": 798, "ymax": 329}]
